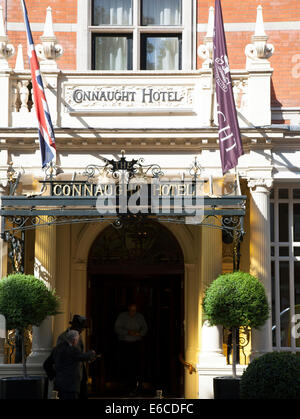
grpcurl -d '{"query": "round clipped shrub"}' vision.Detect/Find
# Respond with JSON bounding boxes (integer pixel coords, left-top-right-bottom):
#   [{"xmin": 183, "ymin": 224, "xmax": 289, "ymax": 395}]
[
  {"xmin": 0, "ymin": 274, "xmax": 59, "ymax": 330},
  {"xmin": 0, "ymin": 273, "xmax": 60, "ymax": 376},
  {"xmin": 203, "ymin": 271, "xmax": 270, "ymax": 378},
  {"xmin": 240, "ymin": 352, "xmax": 300, "ymax": 399},
  {"xmin": 202, "ymin": 271, "xmax": 269, "ymax": 329}
]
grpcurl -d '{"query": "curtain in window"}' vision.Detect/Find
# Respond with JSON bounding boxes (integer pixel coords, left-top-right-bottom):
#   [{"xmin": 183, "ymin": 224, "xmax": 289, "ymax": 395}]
[
  {"xmin": 142, "ymin": 0, "xmax": 181, "ymax": 25},
  {"xmin": 94, "ymin": 36, "xmax": 128, "ymax": 70},
  {"xmin": 93, "ymin": 0, "xmax": 132, "ymax": 25},
  {"xmin": 146, "ymin": 37, "xmax": 179, "ymax": 70}
]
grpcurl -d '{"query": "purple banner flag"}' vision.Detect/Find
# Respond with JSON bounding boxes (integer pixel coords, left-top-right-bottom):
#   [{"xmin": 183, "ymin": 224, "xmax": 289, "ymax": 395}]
[{"xmin": 213, "ymin": 0, "xmax": 243, "ymax": 174}]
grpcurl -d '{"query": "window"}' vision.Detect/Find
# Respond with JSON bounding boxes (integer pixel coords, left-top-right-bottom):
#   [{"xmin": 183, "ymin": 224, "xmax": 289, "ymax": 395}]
[
  {"xmin": 270, "ymin": 186, "xmax": 300, "ymax": 353},
  {"xmin": 141, "ymin": 0, "xmax": 182, "ymax": 26},
  {"xmin": 92, "ymin": 34, "xmax": 133, "ymax": 70},
  {"xmin": 140, "ymin": 34, "xmax": 182, "ymax": 70},
  {"xmin": 90, "ymin": 0, "xmax": 193, "ymax": 71},
  {"xmin": 92, "ymin": 0, "xmax": 132, "ymax": 25}
]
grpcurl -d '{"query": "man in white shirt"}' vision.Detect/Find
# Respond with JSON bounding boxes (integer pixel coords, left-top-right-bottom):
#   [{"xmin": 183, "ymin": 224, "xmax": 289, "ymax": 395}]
[{"xmin": 114, "ymin": 303, "xmax": 148, "ymax": 395}]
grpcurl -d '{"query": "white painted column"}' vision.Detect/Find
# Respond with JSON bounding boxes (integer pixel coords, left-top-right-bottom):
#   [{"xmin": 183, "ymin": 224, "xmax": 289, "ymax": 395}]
[
  {"xmin": 244, "ymin": 6, "xmax": 274, "ymax": 126},
  {"xmin": 248, "ymin": 178, "xmax": 273, "ymax": 358},
  {"xmin": 0, "ymin": 338, "xmax": 4, "ymax": 363},
  {"xmin": 0, "ymin": 6, "xmax": 14, "ymax": 128},
  {"xmin": 27, "ymin": 223, "xmax": 56, "ymax": 364},
  {"xmin": 198, "ymin": 221, "xmax": 226, "ymax": 399},
  {"xmin": 199, "ymin": 222, "xmax": 224, "ymax": 364},
  {"xmin": 76, "ymin": 0, "xmax": 89, "ymax": 70},
  {"xmin": 184, "ymin": 263, "xmax": 199, "ymax": 399},
  {"xmin": 53, "ymin": 224, "xmax": 71, "ymax": 342},
  {"xmin": 0, "ymin": 72, "xmax": 11, "ymax": 127},
  {"xmin": 71, "ymin": 261, "xmax": 87, "ymax": 320},
  {"xmin": 197, "ymin": 6, "xmax": 214, "ymax": 126}
]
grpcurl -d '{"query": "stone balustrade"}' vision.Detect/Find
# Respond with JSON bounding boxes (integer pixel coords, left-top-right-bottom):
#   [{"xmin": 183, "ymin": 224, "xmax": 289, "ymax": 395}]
[
  {"xmin": 0, "ymin": 67, "xmax": 271, "ymax": 130},
  {"xmin": 0, "ymin": 4, "xmax": 273, "ymax": 131}
]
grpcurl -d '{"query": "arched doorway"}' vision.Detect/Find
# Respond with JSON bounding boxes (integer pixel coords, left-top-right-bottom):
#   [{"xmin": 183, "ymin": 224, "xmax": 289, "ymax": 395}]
[{"xmin": 86, "ymin": 218, "xmax": 185, "ymax": 397}]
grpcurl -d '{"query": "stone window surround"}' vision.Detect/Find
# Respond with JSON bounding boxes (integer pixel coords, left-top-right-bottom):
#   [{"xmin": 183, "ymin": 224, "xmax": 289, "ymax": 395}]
[
  {"xmin": 270, "ymin": 184, "xmax": 300, "ymax": 353},
  {"xmin": 77, "ymin": 0, "xmax": 196, "ymax": 71}
]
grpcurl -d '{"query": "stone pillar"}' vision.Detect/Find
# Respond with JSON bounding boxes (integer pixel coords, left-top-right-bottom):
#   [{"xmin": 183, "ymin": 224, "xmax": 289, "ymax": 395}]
[
  {"xmin": 248, "ymin": 178, "xmax": 273, "ymax": 358},
  {"xmin": 184, "ymin": 263, "xmax": 199, "ymax": 399},
  {"xmin": 35, "ymin": 7, "xmax": 63, "ymax": 128},
  {"xmin": 245, "ymin": 5, "xmax": 274, "ymax": 126},
  {"xmin": 197, "ymin": 6, "xmax": 215, "ymax": 126},
  {"xmin": 0, "ymin": 338, "xmax": 4, "ymax": 363},
  {"xmin": 0, "ymin": 314, "xmax": 5, "ymax": 363},
  {"xmin": 198, "ymin": 219, "xmax": 226, "ymax": 399},
  {"xmin": 53, "ymin": 224, "xmax": 71, "ymax": 342},
  {"xmin": 27, "ymin": 222, "xmax": 56, "ymax": 364},
  {"xmin": 0, "ymin": 5, "xmax": 14, "ymax": 128},
  {"xmin": 199, "ymin": 221, "xmax": 224, "ymax": 364}
]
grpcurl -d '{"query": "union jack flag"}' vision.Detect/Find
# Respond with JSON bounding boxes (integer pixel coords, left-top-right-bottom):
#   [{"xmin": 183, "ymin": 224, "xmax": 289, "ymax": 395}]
[{"xmin": 21, "ymin": 0, "xmax": 56, "ymax": 168}]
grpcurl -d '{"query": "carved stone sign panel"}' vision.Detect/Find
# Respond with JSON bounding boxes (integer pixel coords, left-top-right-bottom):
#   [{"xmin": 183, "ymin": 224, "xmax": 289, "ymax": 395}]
[{"xmin": 63, "ymin": 83, "xmax": 195, "ymax": 114}]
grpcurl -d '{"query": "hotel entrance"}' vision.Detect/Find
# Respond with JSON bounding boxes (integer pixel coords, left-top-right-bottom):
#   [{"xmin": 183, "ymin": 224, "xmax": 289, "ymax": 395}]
[{"xmin": 86, "ymin": 219, "xmax": 185, "ymax": 397}]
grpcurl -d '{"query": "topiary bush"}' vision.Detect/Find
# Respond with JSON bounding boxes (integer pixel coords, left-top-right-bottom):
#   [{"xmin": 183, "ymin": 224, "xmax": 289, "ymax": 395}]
[
  {"xmin": 240, "ymin": 352, "xmax": 300, "ymax": 399},
  {"xmin": 202, "ymin": 271, "xmax": 270, "ymax": 377},
  {"xmin": 0, "ymin": 273, "xmax": 60, "ymax": 376}
]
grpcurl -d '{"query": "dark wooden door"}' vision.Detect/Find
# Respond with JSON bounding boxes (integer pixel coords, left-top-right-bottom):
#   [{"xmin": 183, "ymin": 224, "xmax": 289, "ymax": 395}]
[{"xmin": 87, "ymin": 273, "xmax": 184, "ymax": 397}]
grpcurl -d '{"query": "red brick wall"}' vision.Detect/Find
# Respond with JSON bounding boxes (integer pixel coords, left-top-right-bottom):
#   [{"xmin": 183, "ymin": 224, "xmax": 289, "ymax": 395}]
[
  {"xmin": 198, "ymin": 0, "xmax": 300, "ymax": 23},
  {"xmin": 197, "ymin": 0, "xmax": 300, "ymax": 113},
  {"xmin": 2, "ymin": 0, "xmax": 299, "ymax": 112},
  {"xmin": 5, "ymin": 0, "xmax": 77, "ymax": 23},
  {"xmin": 1, "ymin": 0, "xmax": 77, "ymax": 70}
]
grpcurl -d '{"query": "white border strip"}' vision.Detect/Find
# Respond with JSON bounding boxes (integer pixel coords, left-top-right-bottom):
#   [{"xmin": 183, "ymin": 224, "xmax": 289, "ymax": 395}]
[
  {"xmin": 7, "ymin": 22, "xmax": 78, "ymax": 32},
  {"xmin": 8, "ymin": 20, "xmax": 300, "ymax": 33},
  {"xmin": 198, "ymin": 21, "xmax": 300, "ymax": 32}
]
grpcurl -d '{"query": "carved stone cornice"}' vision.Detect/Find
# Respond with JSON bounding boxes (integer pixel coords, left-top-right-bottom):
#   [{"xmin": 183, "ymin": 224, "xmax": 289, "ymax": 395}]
[{"xmin": 247, "ymin": 177, "xmax": 273, "ymax": 192}]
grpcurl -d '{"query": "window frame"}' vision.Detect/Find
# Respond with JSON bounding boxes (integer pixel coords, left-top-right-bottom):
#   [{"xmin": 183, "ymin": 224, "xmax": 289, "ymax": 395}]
[
  {"xmin": 141, "ymin": 0, "xmax": 183, "ymax": 26},
  {"xmin": 140, "ymin": 33, "xmax": 182, "ymax": 71},
  {"xmin": 82, "ymin": 0, "xmax": 194, "ymax": 71},
  {"xmin": 92, "ymin": 33, "xmax": 133, "ymax": 70},
  {"xmin": 270, "ymin": 185, "xmax": 300, "ymax": 353},
  {"xmin": 92, "ymin": 0, "xmax": 133, "ymax": 26}
]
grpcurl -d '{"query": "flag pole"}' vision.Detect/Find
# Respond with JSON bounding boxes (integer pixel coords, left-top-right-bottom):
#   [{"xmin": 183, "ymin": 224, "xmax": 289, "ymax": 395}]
[
  {"xmin": 20, "ymin": 0, "xmax": 57, "ymax": 170},
  {"xmin": 210, "ymin": 62, "xmax": 215, "ymax": 127},
  {"xmin": 235, "ymin": 166, "xmax": 241, "ymax": 196},
  {"xmin": 213, "ymin": 0, "xmax": 244, "ymax": 175}
]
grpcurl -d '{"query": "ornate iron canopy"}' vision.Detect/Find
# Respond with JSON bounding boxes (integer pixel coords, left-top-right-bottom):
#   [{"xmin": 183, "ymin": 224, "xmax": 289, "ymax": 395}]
[{"xmin": 0, "ymin": 154, "xmax": 246, "ymax": 273}]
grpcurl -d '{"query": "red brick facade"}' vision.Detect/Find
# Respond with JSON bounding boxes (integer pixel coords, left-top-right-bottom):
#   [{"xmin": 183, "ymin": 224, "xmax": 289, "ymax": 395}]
[
  {"xmin": 197, "ymin": 0, "xmax": 300, "ymax": 113},
  {"xmin": 2, "ymin": 0, "xmax": 300, "ymax": 115}
]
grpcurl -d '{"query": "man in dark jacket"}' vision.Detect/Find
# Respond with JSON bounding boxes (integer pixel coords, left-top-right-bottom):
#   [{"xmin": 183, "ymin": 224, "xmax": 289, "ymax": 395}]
[
  {"xmin": 44, "ymin": 330, "xmax": 96, "ymax": 400},
  {"xmin": 56, "ymin": 314, "xmax": 89, "ymax": 398}
]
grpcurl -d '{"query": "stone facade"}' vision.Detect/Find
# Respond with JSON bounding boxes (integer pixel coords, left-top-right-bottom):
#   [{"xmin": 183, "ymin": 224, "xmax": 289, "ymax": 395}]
[{"xmin": 0, "ymin": 0, "xmax": 299, "ymax": 399}]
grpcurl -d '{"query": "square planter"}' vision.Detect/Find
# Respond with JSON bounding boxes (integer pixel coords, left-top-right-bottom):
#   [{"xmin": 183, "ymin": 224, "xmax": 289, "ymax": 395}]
[
  {"xmin": 213, "ymin": 376, "xmax": 241, "ymax": 399},
  {"xmin": 0, "ymin": 376, "xmax": 46, "ymax": 399}
]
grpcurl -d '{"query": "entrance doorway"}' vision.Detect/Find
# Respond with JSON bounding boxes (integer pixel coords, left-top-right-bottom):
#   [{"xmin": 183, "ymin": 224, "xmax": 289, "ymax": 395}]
[{"xmin": 86, "ymin": 219, "xmax": 184, "ymax": 397}]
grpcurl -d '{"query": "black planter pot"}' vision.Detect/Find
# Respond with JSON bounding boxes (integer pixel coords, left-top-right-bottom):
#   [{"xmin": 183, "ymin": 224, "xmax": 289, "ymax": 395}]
[
  {"xmin": 213, "ymin": 376, "xmax": 241, "ymax": 399},
  {"xmin": 0, "ymin": 376, "xmax": 47, "ymax": 399}
]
